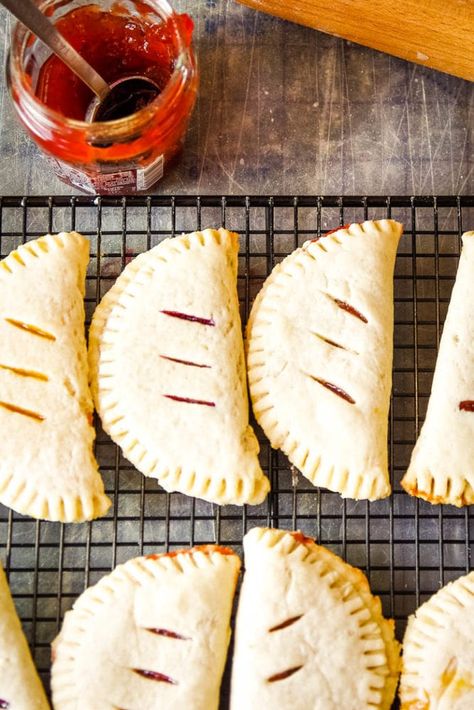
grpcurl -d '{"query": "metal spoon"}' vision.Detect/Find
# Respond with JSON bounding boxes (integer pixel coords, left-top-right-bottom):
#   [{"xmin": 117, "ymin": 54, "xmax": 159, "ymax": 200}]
[{"xmin": 2, "ymin": 0, "xmax": 160, "ymax": 122}]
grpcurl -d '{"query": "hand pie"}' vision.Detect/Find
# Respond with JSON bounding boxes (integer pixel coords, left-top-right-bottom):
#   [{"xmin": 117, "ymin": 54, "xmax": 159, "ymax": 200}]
[
  {"xmin": 402, "ymin": 231, "xmax": 474, "ymax": 506},
  {"xmin": 0, "ymin": 562, "xmax": 49, "ymax": 709},
  {"xmin": 89, "ymin": 228, "xmax": 269, "ymax": 506},
  {"xmin": 230, "ymin": 527, "xmax": 400, "ymax": 710},
  {"xmin": 247, "ymin": 220, "xmax": 402, "ymax": 500},
  {"xmin": 0, "ymin": 233, "xmax": 110, "ymax": 522},
  {"xmin": 51, "ymin": 546, "xmax": 241, "ymax": 710},
  {"xmin": 400, "ymin": 571, "xmax": 474, "ymax": 709}
]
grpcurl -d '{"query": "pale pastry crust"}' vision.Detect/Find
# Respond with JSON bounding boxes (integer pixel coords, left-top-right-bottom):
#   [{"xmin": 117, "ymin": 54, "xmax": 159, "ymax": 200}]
[
  {"xmin": 51, "ymin": 546, "xmax": 241, "ymax": 710},
  {"xmin": 400, "ymin": 571, "xmax": 474, "ymax": 709},
  {"xmin": 0, "ymin": 562, "xmax": 50, "ymax": 709},
  {"xmin": 230, "ymin": 527, "xmax": 400, "ymax": 710},
  {"xmin": 247, "ymin": 220, "xmax": 403, "ymax": 500},
  {"xmin": 402, "ymin": 231, "xmax": 474, "ymax": 506},
  {"xmin": 0, "ymin": 232, "xmax": 110, "ymax": 522},
  {"xmin": 89, "ymin": 228, "xmax": 269, "ymax": 506}
]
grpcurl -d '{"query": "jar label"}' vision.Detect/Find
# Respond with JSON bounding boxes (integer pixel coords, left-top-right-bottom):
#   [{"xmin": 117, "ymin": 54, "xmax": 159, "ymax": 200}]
[
  {"xmin": 48, "ymin": 154, "xmax": 165, "ymax": 194},
  {"xmin": 136, "ymin": 154, "xmax": 165, "ymax": 191},
  {"xmin": 48, "ymin": 158, "xmax": 97, "ymax": 194}
]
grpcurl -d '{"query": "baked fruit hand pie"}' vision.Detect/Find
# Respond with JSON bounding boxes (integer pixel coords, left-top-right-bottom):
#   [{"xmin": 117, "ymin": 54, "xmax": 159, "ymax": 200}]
[
  {"xmin": 51, "ymin": 545, "xmax": 240, "ymax": 709},
  {"xmin": 0, "ymin": 233, "xmax": 110, "ymax": 522},
  {"xmin": 400, "ymin": 571, "xmax": 474, "ymax": 709},
  {"xmin": 230, "ymin": 527, "xmax": 400, "ymax": 710},
  {"xmin": 0, "ymin": 562, "xmax": 50, "ymax": 709},
  {"xmin": 402, "ymin": 231, "xmax": 474, "ymax": 506},
  {"xmin": 247, "ymin": 220, "xmax": 403, "ymax": 500},
  {"xmin": 89, "ymin": 228, "xmax": 269, "ymax": 506}
]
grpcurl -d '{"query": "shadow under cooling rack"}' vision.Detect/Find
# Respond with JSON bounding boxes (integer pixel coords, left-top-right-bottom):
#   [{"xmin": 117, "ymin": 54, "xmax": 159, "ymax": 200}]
[{"xmin": 0, "ymin": 195, "xmax": 473, "ymax": 700}]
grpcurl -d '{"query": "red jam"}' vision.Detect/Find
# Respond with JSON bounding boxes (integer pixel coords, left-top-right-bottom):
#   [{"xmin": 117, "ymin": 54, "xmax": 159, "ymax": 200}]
[
  {"xmin": 35, "ymin": 5, "xmax": 193, "ymax": 121},
  {"xmin": 8, "ymin": 0, "xmax": 197, "ymax": 194},
  {"xmin": 325, "ymin": 224, "xmax": 351, "ymax": 236},
  {"xmin": 146, "ymin": 545, "xmax": 235, "ymax": 560},
  {"xmin": 290, "ymin": 531, "xmax": 315, "ymax": 546}
]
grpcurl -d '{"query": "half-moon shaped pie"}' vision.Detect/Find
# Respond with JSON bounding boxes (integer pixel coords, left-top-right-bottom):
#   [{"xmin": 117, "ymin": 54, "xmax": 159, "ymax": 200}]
[
  {"xmin": 0, "ymin": 562, "xmax": 49, "ymax": 709},
  {"xmin": 400, "ymin": 571, "xmax": 474, "ymax": 709},
  {"xmin": 89, "ymin": 228, "xmax": 269, "ymax": 506},
  {"xmin": 247, "ymin": 220, "xmax": 402, "ymax": 500},
  {"xmin": 0, "ymin": 232, "xmax": 110, "ymax": 522},
  {"xmin": 230, "ymin": 527, "xmax": 400, "ymax": 710},
  {"xmin": 51, "ymin": 545, "xmax": 241, "ymax": 709},
  {"xmin": 402, "ymin": 231, "xmax": 474, "ymax": 506}
]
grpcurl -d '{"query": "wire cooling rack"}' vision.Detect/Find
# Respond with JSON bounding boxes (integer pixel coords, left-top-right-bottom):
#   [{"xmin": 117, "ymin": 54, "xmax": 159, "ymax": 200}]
[{"xmin": 0, "ymin": 194, "xmax": 473, "ymax": 702}]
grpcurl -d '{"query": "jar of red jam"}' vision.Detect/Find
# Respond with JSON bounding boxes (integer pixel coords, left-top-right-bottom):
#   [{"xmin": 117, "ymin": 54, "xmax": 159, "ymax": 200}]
[{"xmin": 7, "ymin": 0, "xmax": 197, "ymax": 195}]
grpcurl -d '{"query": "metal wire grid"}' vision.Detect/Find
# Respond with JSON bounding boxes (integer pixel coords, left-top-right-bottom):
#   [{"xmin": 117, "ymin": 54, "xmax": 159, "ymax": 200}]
[{"xmin": 0, "ymin": 194, "xmax": 473, "ymax": 701}]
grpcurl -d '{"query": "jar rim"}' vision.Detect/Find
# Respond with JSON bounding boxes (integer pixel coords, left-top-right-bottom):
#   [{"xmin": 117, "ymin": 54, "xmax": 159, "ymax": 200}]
[{"xmin": 9, "ymin": 0, "xmax": 192, "ymax": 136}]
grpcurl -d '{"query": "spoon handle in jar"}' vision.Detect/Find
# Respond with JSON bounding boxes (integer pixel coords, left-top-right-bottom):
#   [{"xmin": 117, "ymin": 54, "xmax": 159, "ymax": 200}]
[{"xmin": 2, "ymin": 0, "xmax": 110, "ymax": 100}]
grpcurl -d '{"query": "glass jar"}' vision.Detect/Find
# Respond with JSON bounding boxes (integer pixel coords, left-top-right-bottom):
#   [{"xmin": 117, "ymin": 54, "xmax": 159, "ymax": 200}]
[{"xmin": 7, "ymin": 0, "xmax": 198, "ymax": 195}]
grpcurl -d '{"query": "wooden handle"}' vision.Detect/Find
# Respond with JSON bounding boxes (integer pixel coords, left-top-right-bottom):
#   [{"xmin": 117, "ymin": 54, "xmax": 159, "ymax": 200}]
[{"xmin": 236, "ymin": 0, "xmax": 474, "ymax": 81}]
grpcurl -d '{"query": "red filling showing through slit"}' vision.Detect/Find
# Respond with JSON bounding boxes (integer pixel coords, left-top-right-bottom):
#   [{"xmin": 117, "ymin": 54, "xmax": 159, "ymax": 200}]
[
  {"xmin": 160, "ymin": 355, "xmax": 210, "ymax": 369},
  {"xmin": 269, "ymin": 615, "xmax": 303, "ymax": 632},
  {"xmin": 147, "ymin": 628, "xmax": 190, "ymax": 640},
  {"xmin": 460, "ymin": 401, "xmax": 474, "ymax": 412},
  {"xmin": 133, "ymin": 669, "xmax": 177, "ymax": 684},
  {"xmin": 0, "ymin": 700, "xmax": 9, "ymax": 709},
  {"xmin": 311, "ymin": 377, "xmax": 355, "ymax": 404},
  {"xmin": 163, "ymin": 395, "xmax": 215, "ymax": 407},
  {"xmin": 333, "ymin": 298, "xmax": 368, "ymax": 323},
  {"xmin": 160, "ymin": 310, "xmax": 215, "ymax": 326},
  {"xmin": 267, "ymin": 665, "xmax": 303, "ymax": 682}
]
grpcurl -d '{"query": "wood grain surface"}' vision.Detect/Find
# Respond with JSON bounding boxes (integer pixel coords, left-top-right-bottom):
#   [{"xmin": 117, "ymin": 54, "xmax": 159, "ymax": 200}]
[
  {"xmin": 0, "ymin": 0, "xmax": 472, "ymax": 195},
  {"xmin": 237, "ymin": 0, "xmax": 474, "ymax": 81}
]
